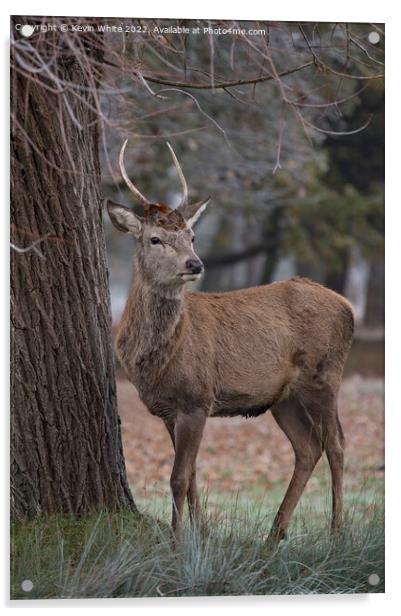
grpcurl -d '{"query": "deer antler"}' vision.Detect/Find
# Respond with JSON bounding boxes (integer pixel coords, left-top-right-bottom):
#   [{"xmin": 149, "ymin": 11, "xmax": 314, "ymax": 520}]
[
  {"xmin": 166, "ymin": 142, "xmax": 188, "ymax": 208},
  {"xmin": 119, "ymin": 140, "xmax": 150, "ymax": 207}
]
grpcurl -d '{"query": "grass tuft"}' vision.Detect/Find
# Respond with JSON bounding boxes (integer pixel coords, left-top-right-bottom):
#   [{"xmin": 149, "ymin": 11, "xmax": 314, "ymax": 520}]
[{"xmin": 11, "ymin": 491, "xmax": 384, "ymax": 599}]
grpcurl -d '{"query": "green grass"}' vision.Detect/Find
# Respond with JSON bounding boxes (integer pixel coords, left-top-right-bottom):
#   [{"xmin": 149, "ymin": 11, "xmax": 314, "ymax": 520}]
[{"xmin": 11, "ymin": 481, "xmax": 384, "ymax": 599}]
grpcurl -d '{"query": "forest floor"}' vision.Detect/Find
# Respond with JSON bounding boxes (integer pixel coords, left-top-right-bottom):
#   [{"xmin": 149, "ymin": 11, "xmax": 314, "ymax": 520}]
[
  {"xmin": 11, "ymin": 376, "xmax": 385, "ymax": 599},
  {"xmin": 117, "ymin": 375, "xmax": 384, "ymax": 507}
]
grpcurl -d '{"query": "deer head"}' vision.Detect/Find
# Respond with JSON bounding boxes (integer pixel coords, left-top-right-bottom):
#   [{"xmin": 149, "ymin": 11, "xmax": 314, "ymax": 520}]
[{"xmin": 107, "ymin": 140, "xmax": 210, "ymax": 289}]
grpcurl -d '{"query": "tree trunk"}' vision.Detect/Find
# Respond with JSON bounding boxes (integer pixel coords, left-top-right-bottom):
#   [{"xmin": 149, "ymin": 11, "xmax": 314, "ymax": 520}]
[
  {"xmin": 10, "ymin": 26, "xmax": 136, "ymax": 519},
  {"xmin": 364, "ymin": 259, "xmax": 385, "ymax": 328},
  {"xmin": 324, "ymin": 250, "xmax": 349, "ymax": 295},
  {"xmin": 260, "ymin": 205, "xmax": 285, "ymax": 284}
]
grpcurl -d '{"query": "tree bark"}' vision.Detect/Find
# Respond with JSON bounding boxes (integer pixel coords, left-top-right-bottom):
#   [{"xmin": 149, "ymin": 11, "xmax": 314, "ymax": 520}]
[{"xmin": 10, "ymin": 25, "xmax": 136, "ymax": 519}]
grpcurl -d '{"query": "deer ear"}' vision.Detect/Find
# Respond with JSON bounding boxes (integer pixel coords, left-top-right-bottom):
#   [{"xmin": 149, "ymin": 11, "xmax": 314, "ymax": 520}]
[
  {"xmin": 179, "ymin": 197, "xmax": 210, "ymax": 228},
  {"xmin": 106, "ymin": 200, "xmax": 143, "ymax": 237}
]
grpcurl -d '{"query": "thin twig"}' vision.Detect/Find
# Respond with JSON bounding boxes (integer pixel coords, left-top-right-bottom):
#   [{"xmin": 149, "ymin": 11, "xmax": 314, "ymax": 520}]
[
  {"xmin": 208, "ymin": 22, "xmax": 215, "ymax": 90},
  {"xmin": 291, "ymin": 85, "xmax": 368, "ymax": 108},
  {"xmin": 150, "ymin": 87, "xmax": 229, "ymax": 142},
  {"xmin": 10, "ymin": 235, "xmax": 50, "ymax": 260},
  {"xmin": 139, "ymin": 61, "xmax": 314, "ymax": 90},
  {"xmin": 301, "ymin": 113, "xmax": 374, "ymax": 136}
]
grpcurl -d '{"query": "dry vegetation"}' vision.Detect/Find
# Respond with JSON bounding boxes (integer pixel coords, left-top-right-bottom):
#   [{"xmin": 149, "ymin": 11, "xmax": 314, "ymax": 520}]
[{"xmin": 118, "ymin": 375, "xmax": 384, "ymax": 500}]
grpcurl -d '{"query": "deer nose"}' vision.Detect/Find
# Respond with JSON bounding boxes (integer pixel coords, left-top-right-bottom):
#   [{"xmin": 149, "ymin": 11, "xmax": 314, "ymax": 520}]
[{"xmin": 185, "ymin": 259, "xmax": 204, "ymax": 274}]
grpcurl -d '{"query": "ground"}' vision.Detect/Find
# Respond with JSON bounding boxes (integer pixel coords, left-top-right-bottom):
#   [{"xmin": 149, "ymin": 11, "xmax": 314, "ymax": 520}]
[
  {"xmin": 11, "ymin": 375, "xmax": 385, "ymax": 599},
  {"xmin": 118, "ymin": 375, "xmax": 384, "ymax": 503}
]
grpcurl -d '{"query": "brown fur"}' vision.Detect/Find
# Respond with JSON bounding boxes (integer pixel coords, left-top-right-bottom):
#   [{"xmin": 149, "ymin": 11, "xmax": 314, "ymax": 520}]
[
  {"xmin": 115, "ymin": 268, "xmax": 354, "ymax": 542},
  {"xmin": 117, "ymin": 276, "xmax": 354, "ymax": 418},
  {"xmin": 108, "ymin": 199, "xmax": 354, "ymax": 545},
  {"xmin": 144, "ymin": 203, "xmax": 188, "ymax": 230}
]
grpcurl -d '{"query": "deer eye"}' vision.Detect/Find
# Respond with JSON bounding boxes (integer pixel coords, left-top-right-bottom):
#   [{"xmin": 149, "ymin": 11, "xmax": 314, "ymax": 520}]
[
  {"xmin": 191, "ymin": 236, "xmax": 195, "ymax": 243},
  {"xmin": 150, "ymin": 237, "xmax": 161, "ymax": 245}
]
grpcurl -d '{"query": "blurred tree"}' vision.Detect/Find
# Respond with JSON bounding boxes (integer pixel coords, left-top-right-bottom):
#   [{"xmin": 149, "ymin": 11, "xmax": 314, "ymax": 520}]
[
  {"xmin": 102, "ymin": 21, "xmax": 384, "ymax": 296},
  {"xmin": 323, "ymin": 75, "xmax": 384, "ymax": 320}
]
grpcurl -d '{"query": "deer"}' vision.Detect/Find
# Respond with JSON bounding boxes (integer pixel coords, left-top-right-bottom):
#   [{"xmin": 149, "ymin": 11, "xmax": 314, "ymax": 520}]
[{"xmin": 107, "ymin": 140, "xmax": 354, "ymax": 546}]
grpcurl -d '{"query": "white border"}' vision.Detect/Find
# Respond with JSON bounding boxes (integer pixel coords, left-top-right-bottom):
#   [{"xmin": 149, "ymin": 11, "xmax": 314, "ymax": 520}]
[
  {"xmin": 0, "ymin": 1, "xmax": 392, "ymax": 21},
  {"xmin": 2, "ymin": 2, "xmax": 399, "ymax": 614}
]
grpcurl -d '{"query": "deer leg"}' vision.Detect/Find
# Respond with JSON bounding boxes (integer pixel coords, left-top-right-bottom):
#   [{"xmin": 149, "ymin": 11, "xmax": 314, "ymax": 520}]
[
  {"xmin": 268, "ymin": 399, "xmax": 323, "ymax": 542},
  {"xmin": 324, "ymin": 409, "xmax": 345, "ymax": 532},
  {"xmin": 163, "ymin": 418, "xmax": 202, "ymax": 529},
  {"xmin": 187, "ymin": 467, "xmax": 201, "ymax": 527},
  {"xmin": 298, "ymin": 390, "xmax": 345, "ymax": 534},
  {"xmin": 169, "ymin": 409, "xmax": 206, "ymax": 545}
]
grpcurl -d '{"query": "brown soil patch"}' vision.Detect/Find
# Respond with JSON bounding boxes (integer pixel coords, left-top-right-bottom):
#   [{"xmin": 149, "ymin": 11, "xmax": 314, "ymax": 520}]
[{"xmin": 117, "ymin": 376, "xmax": 384, "ymax": 499}]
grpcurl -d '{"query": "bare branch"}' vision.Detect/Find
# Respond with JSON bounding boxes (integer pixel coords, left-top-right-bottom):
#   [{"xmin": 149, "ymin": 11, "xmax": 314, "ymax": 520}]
[
  {"xmin": 300, "ymin": 113, "xmax": 374, "ymax": 137},
  {"xmin": 291, "ymin": 85, "xmax": 368, "ymax": 109},
  {"xmin": 10, "ymin": 235, "xmax": 50, "ymax": 260},
  {"xmin": 138, "ymin": 61, "xmax": 314, "ymax": 90},
  {"xmin": 349, "ymin": 34, "xmax": 385, "ymax": 67},
  {"xmin": 298, "ymin": 23, "xmax": 384, "ymax": 81},
  {"xmin": 153, "ymin": 87, "xmax": 231, "ymax": 145}
]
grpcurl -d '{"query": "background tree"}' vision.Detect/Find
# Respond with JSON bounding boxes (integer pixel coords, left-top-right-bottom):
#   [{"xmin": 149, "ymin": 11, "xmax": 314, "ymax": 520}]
[
  {"xmin": 323, "ymin": 76, "xmax": 384, "ymax": 321},
  {"xmin": 102, "ymin": 20, "xmax": 383, "ymax": 316}
]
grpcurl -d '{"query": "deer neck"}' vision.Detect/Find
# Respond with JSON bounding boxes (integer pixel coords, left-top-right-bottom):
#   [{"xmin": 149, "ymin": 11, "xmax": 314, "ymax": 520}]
[{"xmin": 117, "ymin": 264, "xmax": 186, "ymax": 377}]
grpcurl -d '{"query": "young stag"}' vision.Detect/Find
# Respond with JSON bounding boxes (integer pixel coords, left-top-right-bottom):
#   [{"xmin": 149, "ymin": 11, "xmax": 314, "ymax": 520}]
[{"xmin": 107, "ymin": 140, "xmax": 354, "ymax": 545}]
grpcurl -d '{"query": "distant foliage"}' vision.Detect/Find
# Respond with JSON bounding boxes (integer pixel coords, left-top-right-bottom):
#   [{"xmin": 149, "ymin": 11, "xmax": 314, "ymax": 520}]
[{"xmin": 98, "ymin": 19, "xmax": 384, "ymax": 290}]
